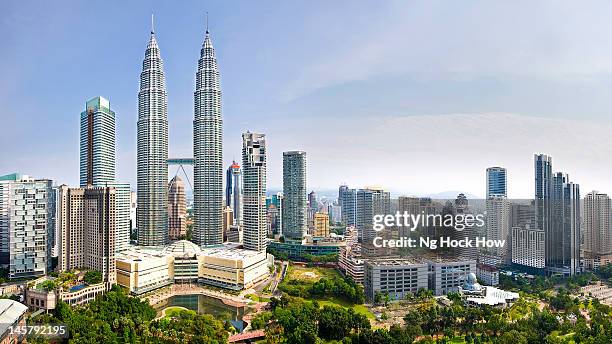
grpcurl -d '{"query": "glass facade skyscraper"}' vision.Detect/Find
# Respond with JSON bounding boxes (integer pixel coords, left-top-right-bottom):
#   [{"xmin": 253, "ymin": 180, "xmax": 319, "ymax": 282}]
[
  {"xmin": 282, "ymin": 151, "xmax": 307, "ymax": 240},
  {"xmin": 534, "ymin": 154, "xmax": 580, "ymax": 276},
  {"xmin": 80, "ymin": 96, "xmax": 115, "ymax": 187},
  {"xmin": 486, "ymin": 167, "xmax": 507, "ymax": 198},
  {"xmin": 137, "ymin": 26, "xmax": 169, "ymax": 246},
  {"xmin": 225, "ymin": 162, "xmax": 242, "ymax": 226}
]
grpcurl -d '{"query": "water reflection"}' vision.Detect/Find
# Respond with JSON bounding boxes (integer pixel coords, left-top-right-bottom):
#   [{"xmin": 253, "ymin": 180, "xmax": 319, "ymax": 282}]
[{"xmin": 155, "ymin": 294, "xmax": 248, "ymax": 332}]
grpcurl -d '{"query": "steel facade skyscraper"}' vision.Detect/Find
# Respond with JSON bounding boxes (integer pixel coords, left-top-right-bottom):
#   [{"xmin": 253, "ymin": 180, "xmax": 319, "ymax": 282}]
[
  {"xmin": 242, "ymin": 133, "xmax": 267, "ymax": 251},
  {"xmin": 193, "ymin": 26, "xmax": 223, "ymax": 246},
  {"xmin": 534, "ymin": 154, "xmax": 580, "ymax": 276},
  {"xmin": 282, "ymin": 151, "xmax": 307, "ymax": 240},
  {"xmin": 137, "ymin": 25, "xmax": 168, "ymax": 246}
]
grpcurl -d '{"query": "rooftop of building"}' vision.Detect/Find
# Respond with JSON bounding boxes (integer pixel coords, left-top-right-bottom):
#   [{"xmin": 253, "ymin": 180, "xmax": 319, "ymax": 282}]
[
  {"xmin": 117, "ymin": 241, "xmax": 265, "ymax": 262},
  {"xmin": 163, "ymin": 240, "xmax": 201, "ymax": 256},
  {"xmin": 0, "ymin": 299, "xmax": 27, "ymax": 335},
  {"xmin": 477, "ymin": 264, "xmax": 499, "ymax": 272},
  {"xmin": 364, "ymin": 257, "xmax": 426, "ymax": 267}
]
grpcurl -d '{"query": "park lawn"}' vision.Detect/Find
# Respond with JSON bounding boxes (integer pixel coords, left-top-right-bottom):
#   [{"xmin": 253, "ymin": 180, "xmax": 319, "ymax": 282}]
[
  {"xmin": 163, "ymin": 306, "xmax": 194, "ymax": 318},
  {"xmin": 246, "ymin": 294, "xmax": 272, "ymax": 302},
  {"xmin": 313, "ymin": 296, "xmax": 376, "ymax": 320},
  {"xmin": 285, "ymin": 265, "xmax": 342, "ymax": 283},
  {"xmin": 448, "ymin": 336, "xmax": 467, "ymax": 343}
]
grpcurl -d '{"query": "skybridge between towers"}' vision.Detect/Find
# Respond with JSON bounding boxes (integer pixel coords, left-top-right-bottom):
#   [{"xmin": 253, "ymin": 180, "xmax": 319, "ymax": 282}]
[
  {"xmin": 168, "ymin": 158, "xmax": 194, "ymax": 194},
  {"xmin": 168, "ymin": 158, "xmax": 194, "ymax": 165}
]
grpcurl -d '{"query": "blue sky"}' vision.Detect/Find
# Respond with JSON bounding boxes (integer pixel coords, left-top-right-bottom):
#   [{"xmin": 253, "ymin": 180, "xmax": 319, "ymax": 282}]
[{"xmin": 3, "ymin": 1, "xmax": 612, "ymax": 198}]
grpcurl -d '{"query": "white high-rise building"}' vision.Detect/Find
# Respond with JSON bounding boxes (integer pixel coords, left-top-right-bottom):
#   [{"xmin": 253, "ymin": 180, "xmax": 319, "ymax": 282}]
[
  {"xmin": 485, "ymin": 197, "xmax": 510, "ymax": 261},
  {"xmin": 193, "ymin": 25, "xmax": 223, "ymax": 247},
  {"xmin": 583, "ymin": 191, "xmax": 612, "ymax": 269},
  {"xmin": 242, "ymin": 132, "xmax": 267, "ymax": 252},
  {"xmin": 512, "ymin": 225, "xmax": 545, "ymax": 269},
  {"xmin": 137, "ymin": 23, "xmax": 168, "ymax": 246},
  {"xmin": 0, "ymin": 174, "xmax": 52, "ymax": 279}
]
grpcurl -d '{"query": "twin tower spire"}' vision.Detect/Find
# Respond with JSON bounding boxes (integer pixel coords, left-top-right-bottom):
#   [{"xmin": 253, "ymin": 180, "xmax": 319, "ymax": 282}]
[{"xmin": 137, "ymin": 15, "xmax": 222, "ymax": 247}]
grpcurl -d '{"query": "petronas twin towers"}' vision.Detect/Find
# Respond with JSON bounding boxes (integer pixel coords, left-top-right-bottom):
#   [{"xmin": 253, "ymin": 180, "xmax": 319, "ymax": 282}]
[{"xmin": 137, "ymin": 19, "xmax": 223, "ymax": 247}]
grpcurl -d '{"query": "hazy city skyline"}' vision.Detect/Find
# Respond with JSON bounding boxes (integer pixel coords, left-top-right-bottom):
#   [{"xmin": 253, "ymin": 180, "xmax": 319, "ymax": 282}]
[{"xmin": 4, "ymin": 1, "xmax": 612, "ymax": 197}]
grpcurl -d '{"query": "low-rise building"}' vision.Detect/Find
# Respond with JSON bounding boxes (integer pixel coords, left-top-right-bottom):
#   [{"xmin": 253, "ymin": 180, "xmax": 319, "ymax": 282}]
[
  {"xmin": 338, "ymin": 245, "xmax": 364, "ymax": 284},
  {"xmin": 459, "ymin": 273, "xmax": 519, "ymax": 307},
  {"xmin": 477, "ymin": 264, "xmax": 499, "ymax": 286},
  {"xmin": 364, "ymin": 257, "xmax": 428, "ymax": 301},
  {"xmin": 25, "ymin": 278, "xmax": 107, "ymax": 312},
  {"xmin": 428, "ymin": 258, "xmax": 476, "ymax": 296},
  {"xmin": 0, "ymin": 299, "xmax": 27, "ymax": 344},
  {"xmin": 363, "ymin": 256, "xmax": 477, "ymax": 301},
  {"xmin": 268, "ymin": 235, "xmax": 344, "ymax": 260},
  {"xmin": 116, "ymin": 241, "xmax": 272, "ymax": 294}
]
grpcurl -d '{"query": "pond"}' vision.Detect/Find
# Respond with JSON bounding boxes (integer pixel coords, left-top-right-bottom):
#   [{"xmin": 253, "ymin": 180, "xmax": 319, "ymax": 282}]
[{"xmin": 154, "ymin": 294, "xmax": 249, "ymax": 332}]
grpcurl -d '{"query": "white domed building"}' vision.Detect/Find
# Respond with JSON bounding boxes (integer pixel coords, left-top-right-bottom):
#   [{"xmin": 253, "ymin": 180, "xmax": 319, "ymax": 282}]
[{"xmin": 459, "ymin": 272, "xmax": 519, "ymax": 307}]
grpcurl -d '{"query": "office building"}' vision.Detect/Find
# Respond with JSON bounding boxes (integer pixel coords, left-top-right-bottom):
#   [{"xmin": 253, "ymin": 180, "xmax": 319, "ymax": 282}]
[
  {"xmin": 193, "ymin": 26, "xmax": 223, "ymax": 247},
  {"xmin": 534, "ymin": 155, "xmax": 580, "ymax": 276},
  {"xmin": 57, "ymin": 185, "xmax": 116, "ymax": 284},
  {"xmin": 510, "ymin": 202, "xmax": 535, "ymax": 228},
  {"xmin": 486, "ymin": 167, "xmax": 507, "ymax": 198},
  {"xmin": 116, "ymin": 242, "xmax": 271, "ymax": 293},
  {"xmin": 583, "ymin": 191, "xmax": 612, "ymax": 269},
  {"xmin": 357, "ymin": 187, "xmax": 391, "ymax": 244},
  {"xmin": 282, "ymin": 151, "xmax": 307, "ymax": 240},
  {"xmin": 339, "ymin": 185, "xmax": 356, "ymax": 226},
  {"xmin": 222, "ymin": 206, "xmax": 233, "ymax": 242},
  {"xmin": 80, "ymin": 96, "xmax": 116, "ymax": 187},
  {"xmin": 225, "ymin": 161, "xmax": 242, "ymax": 226},
  {"xmin": 130, "ymin": 191, "xmax": 137, "ymax": 231},
  {"xmin": 427, "ymin": 258, "xmax": 476, "ymax": 296},
  {"xmin": 227, "ymin": 225, "xmax": 243, "ymax": 244},
  {"xmin": 168, "ymin": 176, "xmax": 187, "ymax": 240},
  {"xmin": 313, "ymin": 212, "xmax": 330, "ymax": 237},
  {"xmin": 485, "ymin": 196, "xmax": 510, "ymax": 260},
  {"xmin": 328, "ymin": 204, "xmax": 342, "ymax": 224},
  {"xmin": 78, "ymin": 96, "xmax": 129, "ymax": 254},
  {"xmin": 242, "ymin": 132, "xmax": 267, "ymax": 252},
  {"xmin": 0, "ymin": 174, "xmax": 52, "ymax": 279},
  {"xmin": 137, "ymin": 23, "xmax": 169, "ymax": 246},
  {"xmin": 364, "ymin": 258, "xmax": 429, "ymax": 301}
]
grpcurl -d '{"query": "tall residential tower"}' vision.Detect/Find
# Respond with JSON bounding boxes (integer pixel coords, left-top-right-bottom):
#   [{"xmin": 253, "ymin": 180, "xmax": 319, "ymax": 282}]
[
  {"xmin": 242, "ymin": 132, "xmax": 267, "ymax": 251},
  {"xmin": 193, "ymin": 25, "xmax": 223, "ymax": 246},
  {"xmin": 137, "ymin": 24, "xmax": 169, "ymax": 246}
]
